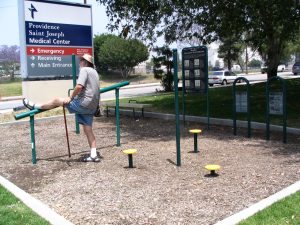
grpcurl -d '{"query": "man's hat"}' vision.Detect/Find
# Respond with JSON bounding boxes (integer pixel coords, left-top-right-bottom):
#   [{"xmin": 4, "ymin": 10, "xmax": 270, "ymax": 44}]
[{"xmin": 80, "ymin": 54, "xmax": 93, "ymax": 65}]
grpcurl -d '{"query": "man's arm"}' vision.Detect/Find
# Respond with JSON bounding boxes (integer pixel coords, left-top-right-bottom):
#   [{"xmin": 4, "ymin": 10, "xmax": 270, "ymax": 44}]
[{"xmin": 64, "ymin": 84, "xmax": 84, "ymax": 105}]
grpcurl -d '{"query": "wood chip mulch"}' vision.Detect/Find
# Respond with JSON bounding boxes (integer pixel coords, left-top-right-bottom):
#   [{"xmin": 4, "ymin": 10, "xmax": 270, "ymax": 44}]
[{"xmin": 0, "ymin": 116, "xmax": 299, "ymax": 225}]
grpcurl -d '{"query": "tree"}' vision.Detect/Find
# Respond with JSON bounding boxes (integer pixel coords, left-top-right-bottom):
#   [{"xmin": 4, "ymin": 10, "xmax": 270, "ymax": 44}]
[
  {"xmin": 97, "ymin": 0, "xmax": 300, "ymax": 78},
  {"xmin": 215, "ymin": 60, "xmax": 220, "ymax": 67},
  {"xmin": 248, "ymin": 59, "xmax": 262, "ymax": 68},
  {"xmin": 93, "ymin": 34, "xmax": 116, "ymax": 72},
  {"xmin": 0, "ymin": 45, "xmax": 20, "ymax": 80},
  {"xmin": 97, "ymin": 35, "xmax": 149, "ymax": 79},
  {"xmin": 152, "ymin": 45, "xmax": 173, "ymax": 92},
  {"xmin": 217, "ymin": 37, "xmax": 243, "ymax": 70},
  {"xmin": 245, "ymin": 0, "xmax": 300, "ymax": 77}
]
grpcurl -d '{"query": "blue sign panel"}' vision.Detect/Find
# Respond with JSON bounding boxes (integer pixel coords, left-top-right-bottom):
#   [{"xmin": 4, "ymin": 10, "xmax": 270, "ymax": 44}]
[{"xmin": 25, "ymin": 21, "xmax": 92, "ymax": 46}]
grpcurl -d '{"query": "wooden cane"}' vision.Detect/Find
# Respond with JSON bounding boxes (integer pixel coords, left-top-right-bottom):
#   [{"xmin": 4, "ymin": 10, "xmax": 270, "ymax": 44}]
[{"xmin": 63, "ymin": 105, "xmax": 71, "ymax": 157}]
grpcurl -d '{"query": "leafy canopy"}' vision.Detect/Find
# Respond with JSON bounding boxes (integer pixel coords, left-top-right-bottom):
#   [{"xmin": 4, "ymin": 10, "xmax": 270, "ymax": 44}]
[
  {"xmin": 95, "ymin": 34, "xmax": 148, "ymax": 79},
  {"xmin": 97, "ymin": 0, "xmax": 300, "ymax": 77}
]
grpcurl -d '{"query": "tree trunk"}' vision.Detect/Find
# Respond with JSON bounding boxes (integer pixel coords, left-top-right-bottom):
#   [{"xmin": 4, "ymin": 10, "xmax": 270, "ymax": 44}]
[
  {"xmin": 227, "ymin": 58, "xmax": 232, "ymax": 71},
  {"xmin": 10, "ymin": 65, "xmax": 15, "ymax": 81},
  {"xmin": 245, "ymin": 47, "xmax": 248, "ymax": 75},
  {"xmin": 266, "ymin": 38, "xmax": 282, "ymax": 78}
]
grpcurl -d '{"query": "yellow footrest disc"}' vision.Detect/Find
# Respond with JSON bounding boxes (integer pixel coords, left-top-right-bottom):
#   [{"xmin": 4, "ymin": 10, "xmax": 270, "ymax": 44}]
[
  {"xmin": 205, "ymin": 164, "xmax": 221, "ymax": 171},
  {"xmin": 123, "ymin": 149, "xmax": 137, "ymax": 155},
  {"xmin": 189, "ymin": 129, "xmax": 202, "ymax": 134}
]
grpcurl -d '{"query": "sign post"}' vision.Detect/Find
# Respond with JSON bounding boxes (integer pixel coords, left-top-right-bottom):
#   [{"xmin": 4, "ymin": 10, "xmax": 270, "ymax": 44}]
[
  {"xmin": 173, "ymin": 49, "xmax": 181, "ymax": 166},
  {"xmin": 266, "ymin": 77, "xmax": 287, "ymax": 143},
  {"xmin": 233, "ymin": 77, "xmax": 251, "ymax": 137}
]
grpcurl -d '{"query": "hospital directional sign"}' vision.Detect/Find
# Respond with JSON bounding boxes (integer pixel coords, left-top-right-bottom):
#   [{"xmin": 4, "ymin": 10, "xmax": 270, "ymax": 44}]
[{"xmin": 19, "ymin": 0, "xmax": 93, "ymax": 79}]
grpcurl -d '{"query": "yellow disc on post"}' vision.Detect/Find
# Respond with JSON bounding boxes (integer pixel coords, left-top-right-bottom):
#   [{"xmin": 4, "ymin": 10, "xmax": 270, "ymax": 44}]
[
  {"xmin": 189, "ymin": 129, "xmax": 202, "ymax": 134},
  {"xmin": 123, "ymin": 149, "xmax": 137, "ymax": 155},
  {"xmin": 205, "ymin": 164, "xmax": 221, "ymax": 171}
]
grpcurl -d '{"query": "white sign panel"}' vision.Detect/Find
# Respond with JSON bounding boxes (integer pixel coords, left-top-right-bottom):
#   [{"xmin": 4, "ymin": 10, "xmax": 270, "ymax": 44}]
[
  {"xmin": 19, "ymin": 0, "xmax": 93, "ymax": 79},
  {"xmin": 236, "ymin": 92, "xmax": 248, "ymax": 113},
  {"xmin": 269, "ymin": 92, "xmax": 283, "ymax": 115}
]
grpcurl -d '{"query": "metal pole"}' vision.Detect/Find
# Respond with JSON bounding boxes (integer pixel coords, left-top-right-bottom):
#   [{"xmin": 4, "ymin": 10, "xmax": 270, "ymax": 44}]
[
  {"xmin": 72, "ymin": 54, "xmax": 80, "ymax": 134},
  {"xmin": 247, "ymin": 82, "xmax": 251, "ymax": 138},
  {"xmin": 63, "ymin": 106, "xmax": 71, "ymax": 157},
  {"xmin": 194, "ymin": 134, "xmax": 198, "ymax": 153},
  {"xmin": 182, "ymin": 53, "xmax": 186, "ymax": 126},
  {"xmin": 233, "ymin": 82, "xmax": 237, "ymax": 135},
  {"xmin": 283, "ymin": 80, "xmax": 287, "ymax": 143},
  {"xmin": 30, "ymin": 115, "xmax": 37, "ymax": 164},
  {"xmin": 128, "ymin": 155, "xmax": 133, "ymax": 168},
  {"xmin": 266, "ymin": 79, "xmax": 270, "ymax": 141},
  {"xmin": 115, "ymin": 88, "xmax": 120, "ymax": 146},
  {"xmin": 205, "ymin": 47, "xmax": 210, "ymax": 130},
  {"xmin": 173, "ymin": 49, "xmax": 181, "ymax": 166}
]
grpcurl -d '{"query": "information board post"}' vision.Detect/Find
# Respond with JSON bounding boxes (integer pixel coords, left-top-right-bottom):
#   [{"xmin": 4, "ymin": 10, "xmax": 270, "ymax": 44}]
[
  {"xmin": 233, "ymin": 77, "xmax": 251, "ymax": 138},
  {"xmin": 181, "ymin": 46, "xmax": 209, "ymax": 128},
  {"xmin": 266, "ymin": 77, "xmax": 287, "ymax": 143},
  {"xmin": 173, "ymin": 49, "xmax": 181, "ymax": 166}
]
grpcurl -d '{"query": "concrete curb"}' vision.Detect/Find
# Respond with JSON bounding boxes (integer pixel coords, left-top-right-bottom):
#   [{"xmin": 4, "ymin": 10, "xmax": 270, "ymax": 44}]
[
  {"xmin": 0, "ymin": 114, "xmax": 75, "ymax": 126},
  {"xmin": 214, "ymin": 180, "xmax": 300, "ymax": 225},
  {"xmin": 0, "ymin": 96, "xmax": 23, "ymax": 102},
  {"xmin": 122, "ymin": 82, "xmax": 160, "ymax": 89},
  {"xmin": 1, "ymin": 109, "xmax": 299, "ymax": 135},
  {"xmin": 0, "ymin": 175, "xmax": 74, "ymax": 225},
  {"xmin": 108, "ymin": 109, "xmax": 300, "ymax": 135},
  {"xmin": 0, "ymin": 83, "xmax": 160, "ymax": 102}
]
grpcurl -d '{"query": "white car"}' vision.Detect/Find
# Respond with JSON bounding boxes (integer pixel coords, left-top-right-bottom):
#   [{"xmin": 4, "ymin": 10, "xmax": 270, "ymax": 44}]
[
  {"xmin": 208, "ymin": 70, "xmax": 239, "ymax": 86},
  {"xmin": 261, "ymin": 64, "xmax": 286, "ymax": 73}
]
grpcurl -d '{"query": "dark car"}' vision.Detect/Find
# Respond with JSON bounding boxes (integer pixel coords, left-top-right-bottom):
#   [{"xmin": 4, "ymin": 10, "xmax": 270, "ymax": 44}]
[{"xmin": 292, "ymin": 62, "xmax": 300, "ymax": 75}]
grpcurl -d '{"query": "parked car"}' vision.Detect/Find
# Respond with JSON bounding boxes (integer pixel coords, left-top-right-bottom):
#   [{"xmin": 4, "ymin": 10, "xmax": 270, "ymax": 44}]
[
  {"xmin": 292, "ymin": 62, "xmax": 300, "ymax": 75},
  {"xmin": 261, "ymin": 64, "xmax": 286, "ymax": 73},
  {"xmin": 208, "ymin": 70, "xmax": 240, "ymax": 86}
]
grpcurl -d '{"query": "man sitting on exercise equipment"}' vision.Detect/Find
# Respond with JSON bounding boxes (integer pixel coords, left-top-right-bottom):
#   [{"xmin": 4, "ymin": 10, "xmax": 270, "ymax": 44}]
[{"xmin": 23, "ymin": 54, "xmax": 100, "ymax": 162}]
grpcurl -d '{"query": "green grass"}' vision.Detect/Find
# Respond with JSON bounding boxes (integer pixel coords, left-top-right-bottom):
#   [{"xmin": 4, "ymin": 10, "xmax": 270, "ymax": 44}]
[
  {"xmin": 0, "ymin": 79, "xmax": 22, "ymax": 97},
  {"xmin": 238, "ymin": 191, "xmax": 300, "ymax": 225},
  {"xmin": 0, "ymin": 185, "xmax": 50, "ymax": 225},
  {"xmin": 1, "ymin": 78, "xmax": 300, "ymax": 128},
  {"xmin": 121, "ymin": 78, "xmax": 300, "ymax": 128}
]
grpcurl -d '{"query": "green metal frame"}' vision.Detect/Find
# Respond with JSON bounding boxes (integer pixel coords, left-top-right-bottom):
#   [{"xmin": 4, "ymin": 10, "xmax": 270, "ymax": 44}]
[
  {"xmin": 173, "ymin": 49, "xmax": 181, "ymax": 166},
  {"xmin": 266, "ymin": 76, "xmax": 287, "ymax": 143},
  {"xmin": 72, "ymin": 54, "xmax": 80, "ymax": 134},
  {"xmin": 233, "ymin": 77, "xmax": 251, "ymax": 138},
  {"xmin": 193, "ymin": 133, "xmax": 199, "ymax": 153},
  {"xmin": 15, "ymin": 81, "xmax": 130, "ymax": 164}
]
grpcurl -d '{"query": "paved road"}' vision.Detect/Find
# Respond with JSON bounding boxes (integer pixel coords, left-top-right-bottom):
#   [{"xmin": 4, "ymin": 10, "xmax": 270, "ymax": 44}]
[
  {"xmin": 1, "ymin": 71, "xmax": 298, "ymax": 114},
  {"xmin": 0, "ymin": 84, "xmax": 163, "ymax": 113}
]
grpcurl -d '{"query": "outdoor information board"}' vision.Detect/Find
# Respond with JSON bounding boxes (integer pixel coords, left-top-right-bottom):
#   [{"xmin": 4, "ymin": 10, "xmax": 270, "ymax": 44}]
[
  {"xmin": 269, "ymin": 92, "xmax": 283, "ymax": 115},
  {"xmin": 19, "ymin": 0, "xmax": 93, "ymax": 79},
  {"xmin": 235, "ymin": 91, "xmax": 248, "ymax": 113},
  {"xmin": 182, "ymin": 46, "xmax": 208, "ymax": 93}
]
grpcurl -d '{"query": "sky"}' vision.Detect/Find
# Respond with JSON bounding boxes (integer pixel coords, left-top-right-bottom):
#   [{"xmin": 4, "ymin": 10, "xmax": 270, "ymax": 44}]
[{"xmin": 0, "ymin": 0, "xmax": 111, "ymax": 46}]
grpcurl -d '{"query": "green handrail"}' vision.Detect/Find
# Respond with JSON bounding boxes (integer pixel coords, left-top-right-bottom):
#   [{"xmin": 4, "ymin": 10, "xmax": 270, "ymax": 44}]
[
  {"xmin": 100, "ymin": 81, "xmax": 130, "ymax": 93},
  {"xmin": 15, "ymin": 108, "xmax": 45, "ymax": 120},
  {"xmin": 15, "ymin": 81, "xmax": 130, "ymax": 120}
]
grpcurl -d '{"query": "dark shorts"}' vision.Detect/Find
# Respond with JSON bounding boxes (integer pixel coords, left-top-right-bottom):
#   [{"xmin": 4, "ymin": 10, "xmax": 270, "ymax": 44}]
[{"xmin": 66, "ymin": 98, "xmax": 95, "ymax": 126}]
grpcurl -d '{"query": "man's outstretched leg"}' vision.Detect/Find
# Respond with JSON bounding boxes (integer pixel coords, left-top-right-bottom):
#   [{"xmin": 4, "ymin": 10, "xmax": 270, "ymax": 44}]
[{"xmin": 23, "ymin": 97, "xmax": 65, "ymax": 110}]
